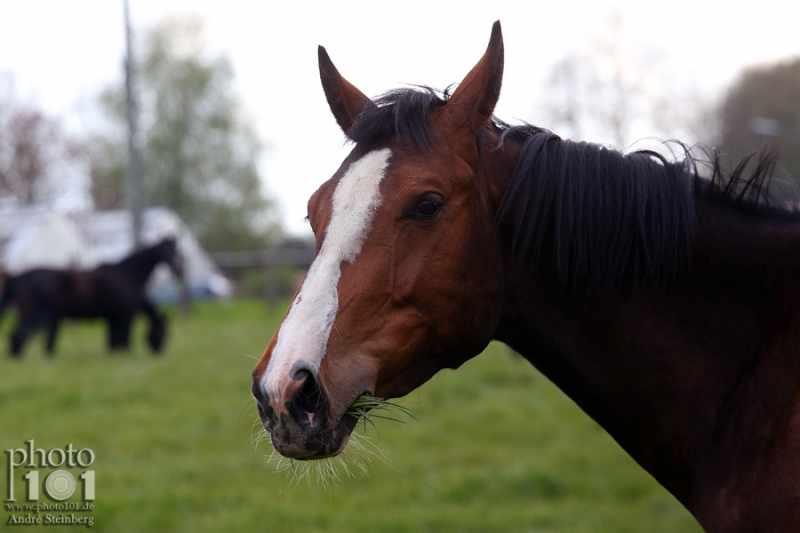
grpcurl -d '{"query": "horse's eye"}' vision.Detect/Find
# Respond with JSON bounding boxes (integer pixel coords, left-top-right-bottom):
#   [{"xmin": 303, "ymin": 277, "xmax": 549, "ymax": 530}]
[{"xmin": 411, "ymin": 197, "xmax": 443, "ymax": 219}]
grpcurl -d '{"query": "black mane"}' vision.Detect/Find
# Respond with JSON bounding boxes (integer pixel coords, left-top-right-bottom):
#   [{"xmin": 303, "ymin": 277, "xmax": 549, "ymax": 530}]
[
  {"xmin": 345, "ymin": 87, "xmax": 787, "ymax": 292},
  {"xmin": 497, "ymin": 128, "xmax": 697, "ymax": 292},
  {"xmin": 495, "ymin": 126, "xmax": 786, "ymax": 293}
]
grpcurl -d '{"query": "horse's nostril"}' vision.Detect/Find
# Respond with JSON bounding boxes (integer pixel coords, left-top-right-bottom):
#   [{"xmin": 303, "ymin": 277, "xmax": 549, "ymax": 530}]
[
  {"xmin": 251, "ymin": 374, "xmax": 268, "ymax": 409},
  {"xmin": 289, "ymin": 369, "xmax": 329, "ymax": 428}
]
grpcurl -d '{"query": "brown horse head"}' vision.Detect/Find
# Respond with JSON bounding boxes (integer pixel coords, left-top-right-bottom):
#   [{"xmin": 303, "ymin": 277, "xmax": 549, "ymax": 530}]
[{"xmin": 252, "ymin": 22, "xmax": 507, "ymax": 459}]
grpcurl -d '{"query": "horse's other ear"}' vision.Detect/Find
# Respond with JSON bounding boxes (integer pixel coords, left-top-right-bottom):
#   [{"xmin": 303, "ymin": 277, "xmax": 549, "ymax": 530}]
[
  {"xmin": 439, "ymin": 21, "xmax": 504, "ymax": 157},
  {"xmin": 318, "ymin": 46, "xmax": 375, "ymax": 134}
]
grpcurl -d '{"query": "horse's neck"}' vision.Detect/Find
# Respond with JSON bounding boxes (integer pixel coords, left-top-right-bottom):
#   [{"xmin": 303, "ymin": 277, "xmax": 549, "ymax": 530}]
[
  {"xmin": 495, "ymin": 207, "xmax": 800, "ymax": 526},
  {"xmin": 117, "ymin": 250, "xmax": 161, "ymax": 285}
]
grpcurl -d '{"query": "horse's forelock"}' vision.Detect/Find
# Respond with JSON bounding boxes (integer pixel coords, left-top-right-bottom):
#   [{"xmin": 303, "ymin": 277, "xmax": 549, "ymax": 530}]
[{"xmin": 346, "ymin": 87, "xmax": 449, "ymax": 150}]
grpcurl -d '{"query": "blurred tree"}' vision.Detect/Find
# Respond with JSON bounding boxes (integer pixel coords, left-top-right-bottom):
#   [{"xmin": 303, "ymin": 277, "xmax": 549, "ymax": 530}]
[
  {"xmin": 0, "ymin": 92, "xmax": 83, "ymax": 207},
  {"xmin": 88, "ymin": 17, "xmax": 281, "ymax": 251},
  {"xmin": 716, "ymin": 59, "xmax": 800, "ymax": 182},
  {"xmin": 543, "ymin": 12, "xmax": 701, "ymax": 149}
]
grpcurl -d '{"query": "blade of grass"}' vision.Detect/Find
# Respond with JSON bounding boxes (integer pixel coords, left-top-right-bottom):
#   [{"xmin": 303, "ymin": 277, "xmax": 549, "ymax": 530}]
[{"xmin": 345, "ymin": 394, "xmax": 417, "ymax": 425}]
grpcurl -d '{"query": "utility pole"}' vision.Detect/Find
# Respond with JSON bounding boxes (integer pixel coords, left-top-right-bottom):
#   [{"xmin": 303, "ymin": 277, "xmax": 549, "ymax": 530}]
[{"xmin": 124, "ymin": 0, "xmax": 144, "ymax": 249}]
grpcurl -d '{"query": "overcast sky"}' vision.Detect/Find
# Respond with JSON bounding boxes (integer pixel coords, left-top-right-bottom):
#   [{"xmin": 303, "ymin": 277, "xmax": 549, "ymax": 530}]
[{"xmin": 2, "ymin": 1, "xmax": 799, "ymax": 235}]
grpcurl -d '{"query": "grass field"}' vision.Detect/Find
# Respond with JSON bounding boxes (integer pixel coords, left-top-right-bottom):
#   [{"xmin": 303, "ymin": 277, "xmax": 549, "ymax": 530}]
[{"xmin": 0, "ymin": 300, "xmax": 702, "ymax": 532}]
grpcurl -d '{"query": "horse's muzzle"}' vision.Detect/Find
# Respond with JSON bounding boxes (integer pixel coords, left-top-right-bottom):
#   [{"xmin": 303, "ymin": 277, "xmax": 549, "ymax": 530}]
[{"xmin": 251, "ymin": 369, "xmax": 356, "ymax": 459}]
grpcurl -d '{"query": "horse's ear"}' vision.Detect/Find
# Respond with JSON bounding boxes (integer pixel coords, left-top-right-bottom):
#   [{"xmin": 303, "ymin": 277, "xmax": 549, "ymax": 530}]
[
  {"xmin": 439, "ymin": 21, "xmax": 504, "ymax": 156},
  {"xmin": 318, "ymin": 46, "xmax": 375, "ymax": 134}
]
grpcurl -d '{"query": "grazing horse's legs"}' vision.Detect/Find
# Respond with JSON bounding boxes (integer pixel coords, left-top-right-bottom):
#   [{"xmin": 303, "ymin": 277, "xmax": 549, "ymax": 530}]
[
  {"xmin": 107, "ymin": 315, "xmax": 133, "ymax": 352},
  {"xmin": 45, "ymin": 318, "xmax": 60, "ymax": 356},
  {"xmin": 141, "ymin": 298, "xmax": 166, "ymax": 353},
  {"xmin": 106, "ymin": 318, "xmax": 118, "ymax": 352},
  {"xmin": 10, "ymin": 318, "xmax": 34, "ymax": 357}
]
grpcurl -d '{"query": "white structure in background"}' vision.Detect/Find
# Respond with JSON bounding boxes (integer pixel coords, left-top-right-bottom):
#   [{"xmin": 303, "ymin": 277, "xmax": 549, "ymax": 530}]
[
  {"xmin": 0, "ymin": 207, "xmax": 232, "ymax": 301},
  {"xmin": 0, "ymin": 209, "xmax": 97, "ymax": 274},
  {"xmin": 70, "ymin": 207, "xmax": 232, "ymax": 300}
]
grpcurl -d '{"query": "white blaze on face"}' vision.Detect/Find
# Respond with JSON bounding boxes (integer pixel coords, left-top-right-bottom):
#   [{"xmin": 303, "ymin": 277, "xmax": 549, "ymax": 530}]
[{"xmin": 262, "ymin": 148, "xmax": 392, "ymax": 400}]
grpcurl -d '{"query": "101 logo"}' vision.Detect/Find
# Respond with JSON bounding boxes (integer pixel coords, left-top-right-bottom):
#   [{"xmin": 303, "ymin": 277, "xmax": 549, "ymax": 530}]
[{"xmin": 4, "ymin": 440, "xmax": 95, "ymax": 502}]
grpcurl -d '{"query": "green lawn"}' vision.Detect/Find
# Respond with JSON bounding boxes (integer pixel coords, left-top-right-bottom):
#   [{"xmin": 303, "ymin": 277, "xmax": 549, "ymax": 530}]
[{"xmin": 0, "ymin": 300, "xmax": 701, "ymax": 532}]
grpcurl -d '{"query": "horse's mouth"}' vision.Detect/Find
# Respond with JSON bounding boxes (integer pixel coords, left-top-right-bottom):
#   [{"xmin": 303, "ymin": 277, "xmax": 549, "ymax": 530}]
[
  {"xmin": 296, "ymin": 416, "xmax": 360, "ymax": 460},
  {"xmin": 256, "ymin": 397, "xmax": 360, "ymax": 460},
  {"xmin": 288, "ymin": 414, "xmax": 359, "ymax": 460}
]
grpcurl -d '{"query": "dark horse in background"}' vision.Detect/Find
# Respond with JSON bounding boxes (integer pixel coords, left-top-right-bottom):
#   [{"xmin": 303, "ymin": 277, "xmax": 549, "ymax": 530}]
[
  {"xmin": 252, "ymin": 22, "xmax": 800, "ymax": 533},
  {"xmin": 0, "ymin": 237, "xmax": 181, "ymax": 356}
]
